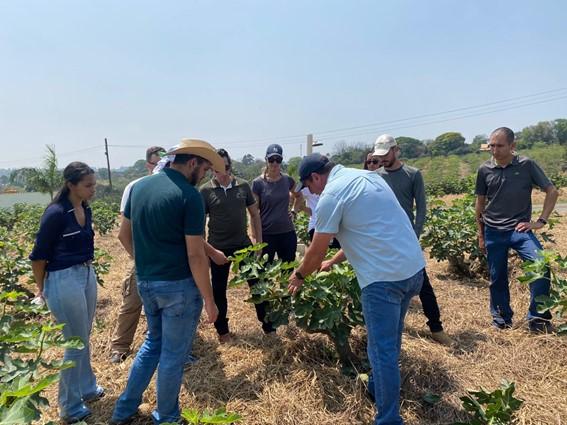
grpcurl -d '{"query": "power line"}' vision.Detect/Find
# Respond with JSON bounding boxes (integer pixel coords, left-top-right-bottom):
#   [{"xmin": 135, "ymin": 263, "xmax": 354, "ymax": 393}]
[
  {"xmin": 217, "ymin": 87, "xmax": 567, "ymax": 145},
  {"xmin": 316, "ymin": 94, "xmax": 567, "ymax": 143}
]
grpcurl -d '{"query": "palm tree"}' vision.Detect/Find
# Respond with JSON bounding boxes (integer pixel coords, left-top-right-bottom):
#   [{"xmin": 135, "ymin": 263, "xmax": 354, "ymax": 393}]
[{"xmin": 10, "ymin": 145, "xmax": 62, "ymax": 200}]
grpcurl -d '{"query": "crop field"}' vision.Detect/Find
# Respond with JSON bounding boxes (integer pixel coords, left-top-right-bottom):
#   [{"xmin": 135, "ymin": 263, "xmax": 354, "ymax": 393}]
[{"xmin": 25, "ymin": 207, "xmax": 566, "ymax": 424}]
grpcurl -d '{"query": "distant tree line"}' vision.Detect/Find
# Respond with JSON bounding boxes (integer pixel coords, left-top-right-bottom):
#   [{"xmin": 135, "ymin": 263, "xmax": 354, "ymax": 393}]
[{"xmin": 330, "ymin": 118, "xmax": 567, "ymax": 165}]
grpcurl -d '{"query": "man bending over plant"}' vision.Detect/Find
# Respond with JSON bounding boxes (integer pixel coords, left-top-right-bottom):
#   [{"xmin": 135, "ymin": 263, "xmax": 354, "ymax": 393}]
[{"xmin": 288, "ymin": 153, "xmax": 425, "ymax": 425}]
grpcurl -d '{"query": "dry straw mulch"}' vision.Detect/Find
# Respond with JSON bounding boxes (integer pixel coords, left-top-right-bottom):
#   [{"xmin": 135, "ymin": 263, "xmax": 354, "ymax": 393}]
[{"xmin": 40, "ymin": 218, "xmax": 567, "ymax": 424}]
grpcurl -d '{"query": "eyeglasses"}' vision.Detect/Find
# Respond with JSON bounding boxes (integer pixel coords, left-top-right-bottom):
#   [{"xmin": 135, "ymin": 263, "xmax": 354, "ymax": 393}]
[
  {"xmin": 268, "ymin": 156, "xmax": 283, "ymax": 164},
  {"xmin": 366, "ymin": 159, "xmax": 380, "ymax": 165}
]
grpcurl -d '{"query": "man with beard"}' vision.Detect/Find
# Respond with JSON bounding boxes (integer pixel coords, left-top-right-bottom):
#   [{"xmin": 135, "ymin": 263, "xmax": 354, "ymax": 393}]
[
  {"xmin": 110, "ymin": 139, "xmax": 223, "ymax": 425},
  {"xmin": 373, "ymin": 134, "xmax": 453, "ymax": 346}
]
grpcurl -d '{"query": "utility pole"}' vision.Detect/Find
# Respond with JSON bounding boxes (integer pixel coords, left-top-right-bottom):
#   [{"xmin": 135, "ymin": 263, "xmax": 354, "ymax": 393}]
[
  {"xmin": 104, "ymin": 138, "xmax": 112, "ymax": 190},
  {"xmin": 306, "ymin": 133, "xmax": 323, "ymax": 156}
]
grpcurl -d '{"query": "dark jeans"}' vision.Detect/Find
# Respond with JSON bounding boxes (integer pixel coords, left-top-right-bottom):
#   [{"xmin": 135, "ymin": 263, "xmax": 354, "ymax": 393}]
[
  {"xmin": 254, "ymin": 231, "xmax": 298, "ymax": 333},
  {"xmin": 484, "ymin": 226, "xmax": 551, "ymax": 327},
  {"xmin": 419, "ymin": 270, "xmax": 443, "ymax": 333},
  {"xmin": 307, "ymin": 228, "xmax": 342, "ymax": 249},
  {"xmin": 210, "ymin": 246, "xmax": 275, "ymax": 335}
]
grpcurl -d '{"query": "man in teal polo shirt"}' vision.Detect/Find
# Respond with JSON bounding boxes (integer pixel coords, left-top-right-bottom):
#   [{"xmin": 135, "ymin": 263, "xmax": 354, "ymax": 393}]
[
  {"xmin": 288, "ymin": 153, "xmax": 425, "ymax": 425},
  {"xmin": 111, "ymin": 139, "xmax": 224, "ymax": 425}
]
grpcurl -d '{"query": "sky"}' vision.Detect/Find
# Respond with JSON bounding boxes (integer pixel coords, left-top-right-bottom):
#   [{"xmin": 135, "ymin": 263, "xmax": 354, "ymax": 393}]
[{"xmin": 1, "ymin": 0, "xmax": 566, "ymax": 169}]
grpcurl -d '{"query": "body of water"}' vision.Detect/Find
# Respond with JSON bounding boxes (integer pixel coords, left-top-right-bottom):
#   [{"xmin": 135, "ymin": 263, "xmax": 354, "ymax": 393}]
[{"xmin": 0, "ymin": 192, "xmax": 51, "ymax": 208}]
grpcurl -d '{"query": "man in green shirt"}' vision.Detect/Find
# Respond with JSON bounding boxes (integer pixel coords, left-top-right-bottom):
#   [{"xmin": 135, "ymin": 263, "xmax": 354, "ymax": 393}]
[
  {"xmin": 111, "ymin": 139, "xmax": 224, "ymax": 425},
  {"xmin": 200, "ymin": 149, "xmax": 263, "ymax": 343}
]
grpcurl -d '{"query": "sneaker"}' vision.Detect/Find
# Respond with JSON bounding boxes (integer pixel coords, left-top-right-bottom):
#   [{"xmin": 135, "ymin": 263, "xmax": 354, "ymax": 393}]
[
  {"xmin": 528, "ymin": 320, "xmax": 554, "ymax": 334},
  {"xmin": 109, "ymin": 413, "xmax": 138, "ymax": 425},
  {"xmin": 110, "ymin": 351, "xmax": 130, "ymax": 364},
  {"xmin": 218, "ymin": 332, "xmax": 233, "ymax": 344},
  {"xmin": 61, "ymin": 411, "xmax": 92, "ymax": 424},
  {"xmin": 430, "ymin": 330, "xmax": 455, "ymax": 346},
  {"xmin": 492, "ymin": 321, "xmax": 513, "ymax": 330},
  {"xmin": 83, "ymin": 386, "xmax": 105, "ymax": 402}
]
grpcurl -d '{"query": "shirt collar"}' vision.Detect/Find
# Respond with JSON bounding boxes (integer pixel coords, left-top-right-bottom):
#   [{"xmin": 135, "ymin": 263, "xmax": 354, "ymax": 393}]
[
  {"xmin": 487, "ymin": 154, "xmax": 519, "ymax": 169},
  {"xmin": 212, "ymin": 177, "xmax": 236, "ymax": 189}
]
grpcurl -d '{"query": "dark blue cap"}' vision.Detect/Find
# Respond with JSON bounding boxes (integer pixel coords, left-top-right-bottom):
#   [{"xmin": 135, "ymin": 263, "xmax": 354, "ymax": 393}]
[
  {"xmin": 266, "ymin": 144, "xmax": 283, "ymax": 158},
  {"xmin": 297, "ymin": 153, "xmax": 329, "ymax": 191}
]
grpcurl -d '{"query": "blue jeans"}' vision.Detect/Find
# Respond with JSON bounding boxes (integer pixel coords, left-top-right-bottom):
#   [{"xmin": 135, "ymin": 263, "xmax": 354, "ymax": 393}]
[
  {"xmin": 363, "ymin": 270, "xmax": 423, "ymax": 425},
  {"xmin": 111, "ymin": 278, "xmax": 203, "ymax": 424},
  {"xmin": 484, "ymin": 226, "xmax": 551, "ymax": 327},
  {"xmin": 43, "ymin": 263, "xmax": 99, "ymax": 420}
]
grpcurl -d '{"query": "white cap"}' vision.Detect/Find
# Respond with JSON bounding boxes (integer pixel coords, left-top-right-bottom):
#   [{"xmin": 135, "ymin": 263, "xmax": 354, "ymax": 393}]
[{"xmin": 372, "ymin": 134, "xmax": 397, "ymax": 156}]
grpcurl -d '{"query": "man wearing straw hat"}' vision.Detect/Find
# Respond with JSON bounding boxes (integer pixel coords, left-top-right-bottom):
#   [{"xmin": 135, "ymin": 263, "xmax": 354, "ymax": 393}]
[{"xmin": 111, "ymin": 139, "xmax": 224, "ymax": 425}]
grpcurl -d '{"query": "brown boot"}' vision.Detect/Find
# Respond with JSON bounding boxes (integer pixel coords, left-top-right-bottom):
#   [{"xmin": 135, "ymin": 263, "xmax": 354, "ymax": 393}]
[{"xmin": 431, "ymin": 330, "xmax": 454, "ymax": 346}]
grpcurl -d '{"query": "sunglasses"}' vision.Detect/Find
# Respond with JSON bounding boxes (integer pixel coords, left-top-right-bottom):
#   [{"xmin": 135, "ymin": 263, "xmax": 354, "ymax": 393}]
[
  {"xmin": 366, "ymin": 159, "xmax": 380, "ymax": 165},
  {"xmin": 268, "ymin": 156, "xmax": 283, "ymax": 164}
]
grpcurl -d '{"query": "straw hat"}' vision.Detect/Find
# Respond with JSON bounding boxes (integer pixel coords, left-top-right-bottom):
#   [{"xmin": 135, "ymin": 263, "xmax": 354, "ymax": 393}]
[{"xmin": 166, "ymin": 139, "xmax": 225, "ymax": 172}]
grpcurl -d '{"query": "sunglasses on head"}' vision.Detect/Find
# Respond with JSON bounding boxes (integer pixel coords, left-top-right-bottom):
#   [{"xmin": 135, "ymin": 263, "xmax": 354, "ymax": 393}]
[
  {"xmin": 366, "ymin": 159, "xmax": 380, "ymax": 165},
  {"xmin": 268, "ymin": 156, "xmax": 283, "ymax": 164}
]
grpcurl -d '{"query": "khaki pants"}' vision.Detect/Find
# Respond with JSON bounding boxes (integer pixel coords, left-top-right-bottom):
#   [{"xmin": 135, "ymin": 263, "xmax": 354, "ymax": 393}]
[{"xmin": 110, "ymin": 265, "xmax": 143, "ymax": 354}]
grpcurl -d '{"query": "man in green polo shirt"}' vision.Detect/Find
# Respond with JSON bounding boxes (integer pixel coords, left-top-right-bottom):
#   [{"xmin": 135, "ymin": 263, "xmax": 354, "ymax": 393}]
[
  {"xmin": 200, "ymin": 148, "xmax": 263, "ymax": 343},
  {"xmin": 475, "ymin": 127, "xmax": 558, "ymax": 332},
  {"xmin": 111, "ymin": 139, "xmax": 224, "ymax": 425}
]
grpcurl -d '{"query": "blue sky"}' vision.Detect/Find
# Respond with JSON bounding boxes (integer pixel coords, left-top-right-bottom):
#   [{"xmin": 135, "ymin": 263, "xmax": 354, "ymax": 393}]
[{"xmin": 1, "ymin": 0, "xmax": 566, "ymax": 168}]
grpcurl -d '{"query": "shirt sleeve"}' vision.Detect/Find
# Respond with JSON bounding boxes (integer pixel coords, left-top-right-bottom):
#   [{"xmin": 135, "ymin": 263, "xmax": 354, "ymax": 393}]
[
  {"xmin": 475, "ymin": 167, "xmax": 487, "ymax": 196},
  {"xmin": 529, "ymin": 160, "xmax": 552, "ymax": 190},
  {"xmin": 183, "ymin": 189, "xmax": 205, "ymax": 236},
  {"xmin": 413, "ymin": 170, "xmax": 427, "ymax": 238},
  {"xmin": 124, "ymin": 191, "xmax": 132, "ymax": 220},
  {"xmin": 29, "ymin": 205, "xmax": 65, "ymax": 261},
  {"xmin": 244, "ymin": 182, "xmax": 256, "ymax": 207},
  {"xmin": 199, "ymin": 189, "xmax": 210, "ymax": 214},
  {"xmin": 120, "ymin": 181, "xmax": 134, "ymax": 213},
  {"xmin": 288, "ymin": 175, "xmax": 296, "ymax": 191},
  {"xmin": 314, "ymin": 193, "xmax": 344, "ymax": 234},
  {"xmin": 251, "ymin": 178, "xmax": 261, "ymax": 196}
]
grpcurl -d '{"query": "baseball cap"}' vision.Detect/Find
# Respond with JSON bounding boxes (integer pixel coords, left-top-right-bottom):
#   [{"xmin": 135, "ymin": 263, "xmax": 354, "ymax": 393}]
[
  {"xmin": 372, "ymin": 134, "xmax": 397, "ymax": 156},
  {"xmin": 296, "ymin": 153, "xmax": 329, "ymax": 191},
  {"xmin": 266, "ymin": 144, "xmax": 283, "ymax": 159}
]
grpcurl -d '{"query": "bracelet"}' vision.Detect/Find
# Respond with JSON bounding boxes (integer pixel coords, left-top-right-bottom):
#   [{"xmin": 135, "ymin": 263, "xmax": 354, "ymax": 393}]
[
  {"xmin": 537, "ymin": 217, "xmax": 547, "ymax": 225},
  {"xmin": 294, "ymin": 270, "xmax": 305, "ymax": 280}
]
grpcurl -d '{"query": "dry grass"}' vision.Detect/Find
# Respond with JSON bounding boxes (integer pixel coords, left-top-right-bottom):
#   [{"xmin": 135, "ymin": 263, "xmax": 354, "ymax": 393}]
[{"xmin": 39, "ymin": 219, "xmax": 567, "ymax": 425}]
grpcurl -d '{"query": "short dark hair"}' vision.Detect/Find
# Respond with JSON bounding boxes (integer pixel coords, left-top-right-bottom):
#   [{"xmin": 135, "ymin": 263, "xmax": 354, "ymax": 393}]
[
  {"xmin": 217, "ymin": 148, "xmax": 232, "ymax": 168},
  {"xmin": 172, "ymin": 153, "xmax": 207, "ymax": 165},
  {"xmin": 491, "ymin": 127, "xmax": 515, "ymax": 144},
  {"xmin": 146, "ymin": 146, "xmax": 165, "ymax": 162}
]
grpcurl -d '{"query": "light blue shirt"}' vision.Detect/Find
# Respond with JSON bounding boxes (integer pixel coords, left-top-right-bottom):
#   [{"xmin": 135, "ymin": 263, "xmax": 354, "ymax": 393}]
[{"xmin": 315, "ymin": 165, "xmax": 425, "ymax": 289}]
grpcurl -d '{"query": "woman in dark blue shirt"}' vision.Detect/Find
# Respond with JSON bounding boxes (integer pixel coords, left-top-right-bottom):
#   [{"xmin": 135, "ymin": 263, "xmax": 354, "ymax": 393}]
[{"xmin": 29, "ymin": 161, "xmax": 102, "ymax": 424}]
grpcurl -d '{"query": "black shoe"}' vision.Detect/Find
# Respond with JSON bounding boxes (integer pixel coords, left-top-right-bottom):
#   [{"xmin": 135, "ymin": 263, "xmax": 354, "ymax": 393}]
[
  {"xmin": 110, "ymin": 351, "xmax": 130, "ymax": 364},
  {"xmin": 492, "ymin": 321, "xmax": 512, "ymax": 330},
  {"xmin": 528, "ymin": 320, "xmax": 554, "ymax": 334},
  {"xmin": 109, "ymin": 413, "xmax": 138, "ymax": 425},
  {"xmin": 61, "ymin": 411, "xmax": 92, "ymax": 424}
]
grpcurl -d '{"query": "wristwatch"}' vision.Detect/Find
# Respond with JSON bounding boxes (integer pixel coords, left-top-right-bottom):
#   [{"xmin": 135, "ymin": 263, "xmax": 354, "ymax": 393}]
[
  {"xmin": 536, "ymin": 217, "xmax": 547, "ymax": 225},
  {"xmin": 294, "ymin": 270, "xmax": 305, "ymax": 280}
]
